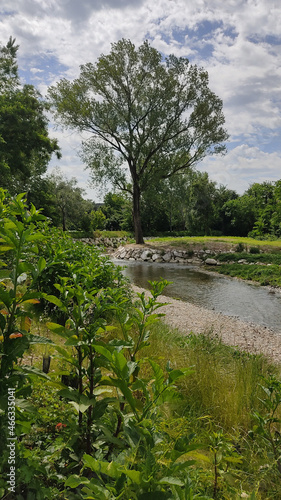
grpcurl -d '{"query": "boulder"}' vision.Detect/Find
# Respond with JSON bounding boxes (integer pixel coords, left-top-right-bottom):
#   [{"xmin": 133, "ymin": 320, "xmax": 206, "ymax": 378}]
[
  {"xmin": 152, "ymin": 253, "xmax": 160, "ymax": 261},
  {"xmin": 205, "ymin": 258, "xmax": 217, "ymax": 265},
  {"xmin": 141, "ymin": 250, "xmax": 151, "ymax": 261},
  {"xmin": 163, "ymin": 252, "xmax": 172, "ymax": 262}
]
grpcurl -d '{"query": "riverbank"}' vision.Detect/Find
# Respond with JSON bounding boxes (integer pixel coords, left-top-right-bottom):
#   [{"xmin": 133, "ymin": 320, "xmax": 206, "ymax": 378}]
[{"xmin": 132, "ymin": 284, "xmax": 281, "ymax": 365}]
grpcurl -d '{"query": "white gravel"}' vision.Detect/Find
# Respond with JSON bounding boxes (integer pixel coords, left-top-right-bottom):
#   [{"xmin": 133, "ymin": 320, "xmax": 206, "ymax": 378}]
[{"xmin": 132, "ymin": 285, "xmax": 281, "ymax": 365}]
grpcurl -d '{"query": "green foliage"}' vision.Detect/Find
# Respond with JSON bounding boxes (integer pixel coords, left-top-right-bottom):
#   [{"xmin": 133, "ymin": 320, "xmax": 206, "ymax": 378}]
[
  {"xmin": 213, "ymin": 263, "xmax": 281, "ymax": 287},
  {"xmin": 249, "ymin": 246, "xmax": 260, "ymax": 254},
  {"xmin": 102, "ymin": 192, "xmax": 133, "ymax": 232},
  {"xmin": 250, "ymin": 374, "xmax": 281, "ymax": 476},
  {"xmin": 235, "ymin": 242, "xmax": 245, "ymax": 252},
  {"xmin": 0, "ymin": 191, "xmax": 59, "ymax": 497},
  {"xmin": 90, "ymin": 208, "xmax": 106, "ymax": 230},
  {"xmin": 1, "ymin": 190, "xmax": 281, "ymax": 498},
  {"xmin": 36, "ymin": 169, "xmax": 95, "ymax": 231},
  {"xmin": 0, "ymin": 191, "xmax": 51, "ymax": 380},
  {"xmin": 48, "ymin": 38, "xmax": 228, "ymax": 243},
  {"xmin": 0, "ymin": 38, "xmax": 60, "ymax": 193},
  {"xmin": 216, "ymin": 252, "xmax": 281, "ymax": 265}
]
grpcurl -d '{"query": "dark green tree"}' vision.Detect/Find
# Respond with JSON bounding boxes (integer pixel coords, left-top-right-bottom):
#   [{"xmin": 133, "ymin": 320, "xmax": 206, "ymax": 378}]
[
  {"xmin": 102, "ymin": 191, "xmax": 133, "ymax": 231},
  {"xmin": 0, "ymin": 37, "xmax": 60, "ymax": 192},
  {"xmin": 48, "ymin": 38, "xmax": 228, "ymax": 243},
  {"xmin": 46, "ymin": 170, "xmax": 94, "ymax": 231},
  {"xmin": 222, "ymin": 195, "xmax": 257, "ymax": 236}
]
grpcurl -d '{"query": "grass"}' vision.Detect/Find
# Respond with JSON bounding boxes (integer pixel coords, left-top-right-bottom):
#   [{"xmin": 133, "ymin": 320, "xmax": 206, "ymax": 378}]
[
  {"xmin": 216, "ymin": 252, "xmax": 281, "ymax": 264},
  {"xmin": 148, "ymin": 235, "xmax": 281, "ymax": 250},
  {"xmin": 212, "ymin": 263, "xmax": 281, "ymax": 287},
  {"xmin": 142, "ymin": 322, "xmax": 281, "ymax": 498},
  {"xmin": 144, "ymin": 322, "xmax": 278, "ymax": 430}
]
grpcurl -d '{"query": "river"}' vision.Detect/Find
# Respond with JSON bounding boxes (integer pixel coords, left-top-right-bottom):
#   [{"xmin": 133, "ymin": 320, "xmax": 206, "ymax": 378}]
[{"xmin": 113, "ymin": 259, "xmax": 281, "ymax": 333}]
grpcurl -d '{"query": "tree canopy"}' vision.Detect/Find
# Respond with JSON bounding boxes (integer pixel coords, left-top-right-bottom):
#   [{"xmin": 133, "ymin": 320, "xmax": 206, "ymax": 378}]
[
  {"xmin": 48, "ymin": 38, "xmax": 228, "ymax": 243},
  {"xmin": 0, "ymin": 37, "xmax": 60, "ymax": 192}
]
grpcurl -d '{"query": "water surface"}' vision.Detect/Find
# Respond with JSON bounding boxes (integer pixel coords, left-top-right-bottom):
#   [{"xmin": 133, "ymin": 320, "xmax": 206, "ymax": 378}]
[{"xmin": 114, "ymin": 259, "xmax": 281, "ymax": 333}]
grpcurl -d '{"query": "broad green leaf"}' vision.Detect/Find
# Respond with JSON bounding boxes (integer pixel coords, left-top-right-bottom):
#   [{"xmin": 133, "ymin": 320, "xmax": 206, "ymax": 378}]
[
  {"xmin": 58, "ymin": 388, "xmax": 80, "ymax": 403},
  {"xmin": 14, "ymin": 399, "xmax": 36, "ymax": 413},
  {"xmin": 123, "ymin": 469, "xmax": 141, "ymax": 484},
  {"xmin": 17, "ymin": 261, "xmax": 34, "ymax": 274},
  {"xmin": 65, "ymin": 475, "xmax": 89, "ymax": 488},
  {"xmin": 94, "ymin": 344, "xmax": 114, "ymax": 362},
  {"xmin": 158, "ymin": 477, "xmax": 184, "ymax": 486},
  {"xmin": 70, "ymin": 402, "xmax": 90, "ymax": 414},
  {"xmin": 0, "ymin": 245, "xmax": 14, "ymax": 252},
  {"xmin": 82, "ymin": 454, "xmax": 141, "ymax": 483},
  {"xmin": 0, "ymin": 287, "xmax": 12, "ymax": 307},
  {"xmin": 111, "ymin": 378, "xmax": 137, "ymax": 415},
  {"xmin": 43, "ymin": 294, "xmax": 65, "ymax": 310},
  {"xmin": 64, "ymin": 335, "xmax": 80, "ymax": 346},
  {"xmin": 27, "ymin": 334, "xmax": 54, "ymax": 345},
  {"xmin": 18, "ymin": 365, "xmax": 51, "ymax": 380},
  {"xmin": 168, "ymin": 369, "xmax": 187, "ymax": 383},
  {"xmin": 37, "ymin": 256, "xmax": 46, "ymax": 273},
  {"xmin": 46, "ymin": 322, "xmax": 70, "ymax": 337}
]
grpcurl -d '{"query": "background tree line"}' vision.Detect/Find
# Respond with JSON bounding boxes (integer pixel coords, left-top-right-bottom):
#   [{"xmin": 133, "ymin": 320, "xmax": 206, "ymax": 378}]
[
  {"xmin": 97, "ymin": 175, "xmax": 281, "ymax": 239},
  {"xmin": 1, "ymin": 36, "xmax": 280, "ymax": 239}
]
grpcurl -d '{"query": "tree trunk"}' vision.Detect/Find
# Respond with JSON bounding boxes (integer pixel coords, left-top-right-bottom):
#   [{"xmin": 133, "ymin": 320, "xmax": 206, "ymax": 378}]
[
  {"xmin": 133, "ymin": 182, "xmax": 144, "ymax": 244},
  {"xmin": 62, "ymin": 208, "xmax": 66, "ymax": 232}
]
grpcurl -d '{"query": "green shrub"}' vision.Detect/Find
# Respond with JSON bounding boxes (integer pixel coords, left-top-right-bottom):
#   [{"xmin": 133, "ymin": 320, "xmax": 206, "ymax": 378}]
[
  {"xmin": 249, "ymin": 246, "xmax": 260, "ymax": 254},
  {"xmin": 235, "ymin": 242, "xmax": 245, "ymax": 252}
]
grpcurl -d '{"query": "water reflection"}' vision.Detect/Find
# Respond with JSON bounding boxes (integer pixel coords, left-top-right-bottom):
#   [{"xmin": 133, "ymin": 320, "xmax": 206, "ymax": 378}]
[{"xmin": 114, "ymin": 259, "xmax": 281, "ymax": 333}]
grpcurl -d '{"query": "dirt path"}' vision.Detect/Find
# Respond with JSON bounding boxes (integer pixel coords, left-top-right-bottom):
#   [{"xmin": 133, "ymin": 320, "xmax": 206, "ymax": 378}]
[{"xmin": 132, "ymin": 285, "xmax": 281, "ymax": 365}]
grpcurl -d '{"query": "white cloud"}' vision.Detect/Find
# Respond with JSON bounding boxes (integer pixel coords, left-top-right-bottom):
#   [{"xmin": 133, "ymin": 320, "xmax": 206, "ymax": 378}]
[
  {"xmin": 199, "ymin": 145, "xmax": 281, "ymax": 193},
  {"xmin": 0, "ymin": 0, "xmax": 281, "ymax": 198}
]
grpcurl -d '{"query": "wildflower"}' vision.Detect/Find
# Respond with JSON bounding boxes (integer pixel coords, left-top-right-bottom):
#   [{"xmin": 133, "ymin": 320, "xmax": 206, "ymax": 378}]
[
  {"xmin": 55, "ymin": 422, "xmax": 67, "ymax": 431},
  {"xmin": 9, "ymin": 333, "xmax": 23, "ymax": 339}
]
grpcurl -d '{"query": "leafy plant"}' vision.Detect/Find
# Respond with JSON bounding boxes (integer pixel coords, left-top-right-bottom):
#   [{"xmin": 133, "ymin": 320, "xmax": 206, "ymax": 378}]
[
  {"xmin": 250, "ymin": 374, "xmax": 281, "ymax": 475},
  {"xmin": 0, "ymin": 190, "xmax": 53, "ymax": 396}
]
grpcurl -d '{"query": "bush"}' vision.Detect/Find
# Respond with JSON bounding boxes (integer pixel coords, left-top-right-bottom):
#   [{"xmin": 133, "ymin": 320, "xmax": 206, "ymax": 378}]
[
  {"xmin": 235, "ymin": 242, "xmax": 245, "ymax": 252},
  {"xmin": 249, "ymin": 246, "xmax": 260, "ymax": 254}
]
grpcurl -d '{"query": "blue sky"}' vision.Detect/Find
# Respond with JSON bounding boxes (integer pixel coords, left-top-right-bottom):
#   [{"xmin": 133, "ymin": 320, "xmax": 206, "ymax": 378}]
[{"xmin": 1, "ymin": 0, "xmax": 281, "ymax": 200}]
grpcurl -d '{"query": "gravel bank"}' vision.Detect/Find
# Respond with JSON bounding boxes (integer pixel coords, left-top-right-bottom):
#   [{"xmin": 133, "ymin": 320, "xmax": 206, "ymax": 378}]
[{"xmin": 132, "ymin": 285, "xmax": 281, "ymax": 365}]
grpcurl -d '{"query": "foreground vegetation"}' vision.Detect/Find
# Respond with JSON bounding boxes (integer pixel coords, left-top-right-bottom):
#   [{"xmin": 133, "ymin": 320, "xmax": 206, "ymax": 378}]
[{"xmin": 1, "ymin": 192, "xmax": 281, "ymax": 499}]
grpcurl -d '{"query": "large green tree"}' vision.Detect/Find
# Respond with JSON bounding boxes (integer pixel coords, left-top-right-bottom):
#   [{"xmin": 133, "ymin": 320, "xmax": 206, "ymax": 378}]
[
  {"xmin": 0, "ymin": 37, "xmax": 60, "ymax": 192},
  {"xmin": 48, "ymin": 39, "xmax": 228, "ymax": 243}
]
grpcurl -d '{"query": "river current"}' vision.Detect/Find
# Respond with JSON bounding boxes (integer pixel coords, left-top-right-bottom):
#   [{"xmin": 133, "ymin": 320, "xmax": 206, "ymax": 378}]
[{"xmin": 113, "ymin": 259, "xmax": 281, "ymax": 333}]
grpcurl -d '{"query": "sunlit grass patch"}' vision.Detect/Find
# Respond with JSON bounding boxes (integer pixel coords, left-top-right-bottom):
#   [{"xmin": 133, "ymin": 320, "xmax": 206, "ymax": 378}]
[{"xmin": 148, "ymin": 235, "xmax": 281, "ymax": 251}]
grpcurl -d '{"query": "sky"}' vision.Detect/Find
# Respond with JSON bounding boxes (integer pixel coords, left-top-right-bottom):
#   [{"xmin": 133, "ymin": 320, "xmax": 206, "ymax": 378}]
[{"xmin": 1, "ymin": 0, "xmax": 281, "ymax": 201}]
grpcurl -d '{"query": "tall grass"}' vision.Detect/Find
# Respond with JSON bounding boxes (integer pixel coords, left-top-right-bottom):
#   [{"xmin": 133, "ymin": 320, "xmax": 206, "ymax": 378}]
[{"xmin": 144, "ymin": 322, "xmax": 279, "ymax": 432}]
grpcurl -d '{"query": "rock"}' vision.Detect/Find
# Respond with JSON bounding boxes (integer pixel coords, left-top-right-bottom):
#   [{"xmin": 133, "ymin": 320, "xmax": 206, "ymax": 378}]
[
  {"xmin": 173, "ymin": 250, "xmax": 183, "ymax": 258},
  {"xmin": 205, "ymin": 258, "xmax": 217, "ymax": 265},
  {"xmin": 152, "ymin": 253, "xmax": 160, "ymax": 261},
  {"xmin": 163, "ymin": 252, "xmax": 172, "ymax": 262},
  {"xmin": 141, "ymin": 250, "xmax": 151, "ymax": 261}
]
